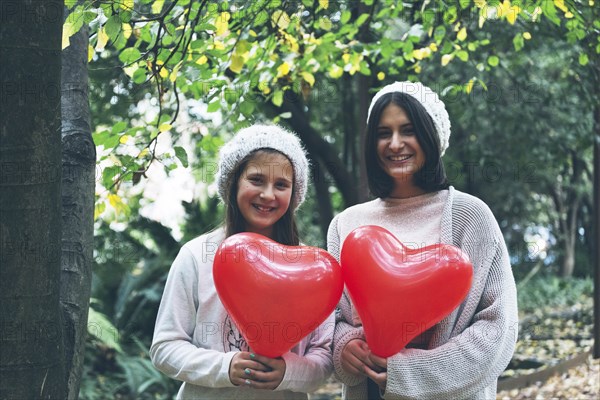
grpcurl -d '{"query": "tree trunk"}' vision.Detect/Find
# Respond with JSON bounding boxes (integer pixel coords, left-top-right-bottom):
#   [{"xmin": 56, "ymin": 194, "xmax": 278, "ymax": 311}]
[
  {"xmin": 561, "ymin": 233, "xmax": 576, "ymax": 278},
  {"xmin": 60, "ymin": 17, "xmax": 95, "ymax": 399},
  {"xmin": 593, "ymin": 96, "xmax": 600, "ymax": 359},
  {"xmin": 269, "ymin": 98, "xmax": 358, "ymax": 207},
  {"xmin": 0, "ymin": 1, "xmax": 67, "ymax": 398},
  {"xmin": 312, "ymin": 157, "xmax": 334, "ymax": 242},
  {"xmin": 560, "ymin": 190, "xmax": 581, "ymax": 277},
  {"xmin": 357, "ymin": 75, "xmax": 371, "ymax": 202}
]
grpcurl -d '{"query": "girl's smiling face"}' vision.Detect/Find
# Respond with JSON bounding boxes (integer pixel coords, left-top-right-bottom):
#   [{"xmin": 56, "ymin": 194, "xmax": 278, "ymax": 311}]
[
  {"xmin": 236, "ymin": 151, "xmax": 294, "ymax": 238},
  {"xmin": 376, "ymin": 103, "xmax": 426, "ymax": 198}
]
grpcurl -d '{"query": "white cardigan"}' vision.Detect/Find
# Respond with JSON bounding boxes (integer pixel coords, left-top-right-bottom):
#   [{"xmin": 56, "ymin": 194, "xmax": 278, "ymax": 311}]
[{"xmin": 327, "ymin": 187, "xmax": 518, "ymax": 399}]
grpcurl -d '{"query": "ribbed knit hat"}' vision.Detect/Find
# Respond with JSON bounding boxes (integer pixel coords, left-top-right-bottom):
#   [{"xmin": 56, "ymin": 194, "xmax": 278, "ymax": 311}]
[
  {"xmin": 216, "ymin": 124, "xmax": 309, "ymax": 209},
  {"xmin": 367, "ymin": 81, "xmax": 451, "ymax": 156}
]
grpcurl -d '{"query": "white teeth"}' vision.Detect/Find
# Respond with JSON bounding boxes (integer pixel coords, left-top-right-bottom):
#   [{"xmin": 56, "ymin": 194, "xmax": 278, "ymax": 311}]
[
  {"xmin": 254, "ymin": 204, "xmax": 274, "ymax": 212},
  {"xmin": 389, "ymin": 155, "xmax": 411, "ymax": 161}
]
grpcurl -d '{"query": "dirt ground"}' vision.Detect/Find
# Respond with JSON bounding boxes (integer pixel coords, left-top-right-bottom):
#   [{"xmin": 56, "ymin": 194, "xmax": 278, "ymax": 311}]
[{"xmin": 308, "ymin": 355, "xmax": 600, "ymax": 400}]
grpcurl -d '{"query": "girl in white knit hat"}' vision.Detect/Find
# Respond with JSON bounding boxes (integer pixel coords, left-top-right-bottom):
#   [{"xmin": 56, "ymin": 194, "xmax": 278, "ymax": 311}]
[
  {"xmin": 328, "ymin": 82, "xmax": 518, "ymax": 399},
  {"xmin": 151, "ymin": 124, "xmax": 333, "ymax": 399}
]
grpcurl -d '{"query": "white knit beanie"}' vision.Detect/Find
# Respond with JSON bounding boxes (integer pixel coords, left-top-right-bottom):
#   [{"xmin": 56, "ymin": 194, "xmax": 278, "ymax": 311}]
[
  {"xmin": 216, "ymin": 124, "xmax": 310, "ymax": 209},
  {"xmin": 367, "ymin": 81, "xmax": 451, "ymax": 156}
]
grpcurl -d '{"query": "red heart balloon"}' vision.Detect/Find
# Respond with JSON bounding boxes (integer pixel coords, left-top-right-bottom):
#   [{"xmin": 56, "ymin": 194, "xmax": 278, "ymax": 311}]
[
  {"xmin": 213, "ymin": 233, "xmax": 343, "ymax": 358},
  {"xmin": 341, "ymin": 225, "xmax": 473, "ymax": 357}
]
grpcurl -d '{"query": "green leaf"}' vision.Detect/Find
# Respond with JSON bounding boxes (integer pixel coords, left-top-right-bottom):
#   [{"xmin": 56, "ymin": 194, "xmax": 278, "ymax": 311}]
[
  {"xmin": 101, "ymin": 166, "xmax": 121, "ymax": 188},
  {"xmin": 240, "ymin": 101, "xmax": 255, "ymax": 116},
  {"xmin": 65, "ymin": 0, "xmax": 77, "ymax": 9},
  {"xmin": 513, "ymin": 34, "xmax": 524, "ymax": 51},
  {"xmin": 341, "ymin": 10, "xmax": 352, "ymax": 24},
  {"xmin": 112, "ymin": 121, "xmax": 128, "ymax": 134},
  {"xmin": 434, "ymin": 26, "xmax": 446, "ymax": 42},
  {"xmin": 355, "ymin": 13, "xmax": 370, "ymax": 27},
  {"xmin": 152, "ymin": 0, "xmax": 165, "ymax": 14},
  {"xmin": 83, "ymin": 10, "xmax": 97, "ymax": 24},
  {"xmin": 359, "ymin": 61, "xmax": 371, "ymax": 75},
  {"xmin": 319, "ymin": 17, "xmax": 332, "ymax": 31},
  {"xmin": 207, "ymin": 100, "xmax": 221, "ymax": 113},
  {"xmin": 103, "ymin": 134, "xmax": 120, "ymax": 150},
  {"xmin": 443, "ymin": 6, "xmax": 457, "ymax": 24},
  {"xmin": 456, "ymin": 50, "xmax": 469, "ymax": 62},
  {"xmin": 174, "ymin": 146, "xmax": 189, "ymax": 167},
  {"xmin": 540, "ymin": 1, "xmax": 561, "ymax": 26},
  {"xmin": 119, "ymin": 47, "xmax": 141, "ymax": 64},
  {"xmin": 255, "ymin": 11, "xmax": 269, "ymax": 26},
  {"xmin": 119, "ymin": 11, "xmax": 132, "ymax": 23},
  {"xmin": 579, "ymin": 53, "xmax": 589, "ymax": 66},
  {"xmin": 488, "ymin": 55, "xmax": 500, "ymax": 67},
  {"xmin": 272, "ymin": 90, "xmax": 284, "ymax": 107},
  {"xmin": 381, "ymin": 42, "xmax": 394, "ymax": 59},
  {"xmin": 88, "ymin": 308, "xmax": 122, "ymax": 352},
  {"xmin": 104, "ymin": 15, "xmax": 122, "ymax": 42},
  {"xmin": 197, "ymin": 23, "xmax": 218, "ymax": 32},
  {"xmin": 132, "ymin": 68, "xmax": 147, "ymax": 84},
  {"xmin": 92, "ymin": 130, "xmax": 110, "ymax": 146}
]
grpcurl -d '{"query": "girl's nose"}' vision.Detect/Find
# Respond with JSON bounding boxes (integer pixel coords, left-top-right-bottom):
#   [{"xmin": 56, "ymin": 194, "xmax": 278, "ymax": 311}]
[
  {"xmin": 260, "ymin": 185, "xmax": 275, "ymax": 200},
  {"xmin": 389, "ymin": 132, "xmax": 403, "ymax": 151}
]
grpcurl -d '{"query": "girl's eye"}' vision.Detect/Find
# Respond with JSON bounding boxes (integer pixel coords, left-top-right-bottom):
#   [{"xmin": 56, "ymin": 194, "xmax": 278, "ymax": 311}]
[
  {"xmin": 276, "ymin": 182, "xmax": 291, "ymax": 189},
  {"xmin": 402, "ymin": 125, "xmax": 415, "ymax": 135},
  {"xmin": 377, "ymin": 130, "xmax": 392, "ymax": 138},
  {"xmin": 248, "ymin": 176, "xmax": 262, "ymax": 184}
]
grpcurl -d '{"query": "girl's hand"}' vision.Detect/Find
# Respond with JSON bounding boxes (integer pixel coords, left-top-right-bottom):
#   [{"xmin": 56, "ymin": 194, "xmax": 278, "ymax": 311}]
[
  {"xmin": 228, "ymin": 352, "xmax": 270, "ymax": 387},
  {"xmin": 245, "ymin": 353, "xmax": 286, "ymax": 390},
  {"xmin": 365, "ymin": 352, "xmax": 388, "ymax": 391},
  {"xmin": 229, "ymin": 352, "xmax": 286, "ymax": 390},
  {"xmin": 340, "ymin": 339, "xmax": 378, "ymax": 377}
]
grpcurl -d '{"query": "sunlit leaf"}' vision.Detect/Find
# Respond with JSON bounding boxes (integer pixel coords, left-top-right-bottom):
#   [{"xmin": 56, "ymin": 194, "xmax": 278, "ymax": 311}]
[
  {"xmin": 488, "ymin": 55, "xmax": 500, "ymax": 66},
  {"xmin": 152, "ymin": 0, "xmax": 165, "ymax": 14},
  {"xmin": 158, "ymin": 123, "xmax": 172, "ymax": 132},
  {"xmin": 272, "ymin": 90, "xmax": 284, "ymax": 106},
  {"xmin": 301, "ymin": 72, "xmax": 315, "ymax": 87},
  {"xmin": 174, "ymin": 146, "xmax": 189, "ymax": 167},
  {"xmin": 95, "ymin": 27, "xmax": 109, "ymax": 51},
  {"xmin": 277, "ymin": 62, "xmax": 291, "ymax": 78},
  {"xmin": 272, "ymin": 10, "xmax": 290, "ymax": 30}
]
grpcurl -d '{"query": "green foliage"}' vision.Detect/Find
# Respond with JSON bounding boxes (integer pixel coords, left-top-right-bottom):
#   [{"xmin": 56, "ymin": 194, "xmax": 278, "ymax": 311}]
[
  {"xmin": 80, "ymin": 332, "xmax": 178, "ymax": 399},
  {"xmin": 517, "ymin": 275, "xmax": 593, "ymax": 315},
  {"xmin": 85, "ymin": 189, "xmax": 224, "ymax": 397}
]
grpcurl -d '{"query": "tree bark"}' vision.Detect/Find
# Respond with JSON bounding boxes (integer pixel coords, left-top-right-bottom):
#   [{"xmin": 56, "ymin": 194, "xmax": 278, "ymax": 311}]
[
  {"xmin": 60, "ymin": 17, "xmax": 95, "ymax": 399},
  {"xmin": 312, "ymin": 157, "xmax": 334, "ymax": 242},
  {"xmin": 357, "ymin": 75, "xmax": 371, "ymax": 202},
  {"xmin": 593, "ymin": 93, "xmax": 600, "ymax": 359},
  {"xmin": 0, "ymin": 1, "xmax": 67, "ymax": 398}
]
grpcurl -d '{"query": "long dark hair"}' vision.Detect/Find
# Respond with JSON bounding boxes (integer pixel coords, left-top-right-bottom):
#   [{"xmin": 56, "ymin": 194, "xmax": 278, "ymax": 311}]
[
  {"xmin": 365, "ymin": 92, "xmax": 449, "ymax": 198},
  {"xmin": 223, "ymin": 149, "xmax": 300, "ymax": 245}
]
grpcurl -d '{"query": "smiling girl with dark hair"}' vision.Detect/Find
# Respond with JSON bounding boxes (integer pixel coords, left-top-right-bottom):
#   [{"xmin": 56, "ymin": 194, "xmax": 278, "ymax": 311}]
[{"xmin": 328, "ymin": 82, "xmax": 518, "ymax": 400}]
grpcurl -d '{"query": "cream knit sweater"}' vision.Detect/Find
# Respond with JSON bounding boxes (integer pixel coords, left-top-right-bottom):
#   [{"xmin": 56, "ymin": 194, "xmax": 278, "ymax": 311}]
[{"xmin": 327, "ymin": 187, "xmax": 518, "ymax": 400}]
